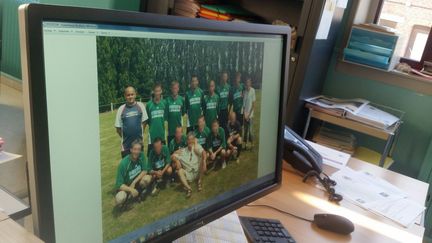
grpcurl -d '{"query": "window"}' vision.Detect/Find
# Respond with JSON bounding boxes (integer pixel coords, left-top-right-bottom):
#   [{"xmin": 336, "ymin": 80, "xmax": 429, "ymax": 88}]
[{"xmin": 375, "ymin": 0, "xmax": 432, "ymax": 69}]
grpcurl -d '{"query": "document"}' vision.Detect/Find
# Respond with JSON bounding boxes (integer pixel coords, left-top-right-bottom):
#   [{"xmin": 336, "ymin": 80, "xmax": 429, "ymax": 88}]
[
  {"xmin": 365, "ymin": 198, "xmax": 425, "ymax": 227},
  {"xmin": 306, "ymin": 141, "xmax": 350, "ymax": 169},
  {"xmin": 331, "ymin": 167, "xmax": 424, "ymax": 227},
  {"xmin": 174, "ymin": 211, "xmax": 247, "ymax": 243},
  {"xmin": 0, "ymin": 152, "xmax": 22, "ymax": 165}
]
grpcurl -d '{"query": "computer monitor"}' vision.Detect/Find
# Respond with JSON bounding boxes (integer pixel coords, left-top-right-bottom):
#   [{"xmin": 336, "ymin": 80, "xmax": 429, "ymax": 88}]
[{"xmin": 19, "ymin": 4, "xmax": 290, "ymax": 242}]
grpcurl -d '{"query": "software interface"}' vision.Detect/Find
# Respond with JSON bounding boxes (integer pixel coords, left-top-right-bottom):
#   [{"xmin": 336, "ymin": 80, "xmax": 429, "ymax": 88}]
[{"xmin": 41, "ymin": 21, "xmax": 284, "ymax": 242}]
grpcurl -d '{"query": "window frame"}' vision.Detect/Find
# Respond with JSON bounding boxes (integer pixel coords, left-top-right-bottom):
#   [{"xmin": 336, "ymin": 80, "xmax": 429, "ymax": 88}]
[{"xmin": 374, "ymin": 0, "xmax": 432, "ymax": 70}]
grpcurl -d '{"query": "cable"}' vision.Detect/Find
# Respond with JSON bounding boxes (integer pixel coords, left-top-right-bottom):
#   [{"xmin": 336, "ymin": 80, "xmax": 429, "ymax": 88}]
[{"xmin": 245, "ymin": 204, "xmax": 313, "ymax": 223}]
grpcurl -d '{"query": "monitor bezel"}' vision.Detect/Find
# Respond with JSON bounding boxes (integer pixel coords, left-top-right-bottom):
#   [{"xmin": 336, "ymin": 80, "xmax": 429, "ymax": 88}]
[{"xmin": 19, "ymin": 3, "xmax": 290, "ymax": 242}]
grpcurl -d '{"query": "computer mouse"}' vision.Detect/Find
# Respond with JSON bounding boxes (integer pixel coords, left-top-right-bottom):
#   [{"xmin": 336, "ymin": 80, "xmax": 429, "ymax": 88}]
[{"xmin": 313, "ymin": 214, "xmax": 355, "ymax": 235}]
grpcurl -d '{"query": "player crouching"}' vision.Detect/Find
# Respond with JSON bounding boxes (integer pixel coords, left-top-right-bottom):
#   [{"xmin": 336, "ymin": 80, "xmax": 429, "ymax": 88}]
[
  {"xmin": 149, "ymin": 138, "xmax": 173, "ymax": 195},
  {"xmin": 171, "ymin": 132, "xmax": 207, "ymax": 198},
  {"xmin": 227, "ymin": 112, "xmax": 242, "ymax": 163},
  {"xmin": 115, "ymin": 140, "xmax": 153, "ymax": 207},
  {"xmin": 208, "ymin": 119, "xmax": 231, "ymax": 169}
]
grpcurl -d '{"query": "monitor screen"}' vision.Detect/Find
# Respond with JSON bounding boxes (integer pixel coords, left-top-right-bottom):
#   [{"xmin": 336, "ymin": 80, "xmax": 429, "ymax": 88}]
[{"xmin": 22, "ymin": 7, "xmax": 288, "ymax": 242}]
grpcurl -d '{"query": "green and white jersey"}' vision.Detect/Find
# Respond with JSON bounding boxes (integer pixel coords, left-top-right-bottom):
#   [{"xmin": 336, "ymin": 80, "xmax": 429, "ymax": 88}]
[
  {"xmin": 185, "ymin": 88, "xmax": 204, "ymax": 127},
  {"xmin": 115, "ymin": 152, "xmax": 150, "ymax": 189},
  {"xmin": 149, "ymin": 145, "xmax": 171, "ymax": 170},
  {"xmin": 230, "ymin": 83, "xmax": 244, "ymax": 114},
  {"xmin": 204, "ymin": 93, "xmax": 219, "ymax": 127},
  {"xmin": 208, "ymin": 127, "xmax": 227, "ymax": 150},
  {"xmin": 165, "ymin": 95, "xmax": 185, "ymax": 136},
  {"xmin": 169, "ymin": 135, "xmax": 187, "ymax": 154},
  {"xmin": 146, "ymin": 99, "xmax": 167, "ymax": 143},
  {"xmin": 216, "ymin": 83, "xmax": 230, "ymax": 110},
  {"xmin": 194, "ymin": 126, "xmax": 210, "ymax": 150}
]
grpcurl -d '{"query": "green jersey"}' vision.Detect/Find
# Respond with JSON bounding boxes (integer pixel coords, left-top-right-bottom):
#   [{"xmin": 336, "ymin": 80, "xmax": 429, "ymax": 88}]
[
  {"xmin": 208, "ymin": 127, "xmax": 227, "ymax": 151},
  {"xmin": 230, "ymin": 83, "xmax": 244, "ymax": 114},
  {"xmin": 115, "ymin": 152, "xmax": 150, "ymax": 189},
  {"xmin": 195, "ymin": 126, "xmax": 210, "ymax": 149},
  {"xmin": 146, "ymin": 99, "xmax": 167, "ymax": 143},
  {"xmin": 216, "ymin": 83, "xmax": 230, "ymax": 110},
  {"xmin": 204, "ymin": 93, "xmax": 219, "ymax": 127},
  {"xmin": 165, "ymin": 95, "xmax": 185, "ymax": 136},
  {"xmin": 169, "ymin": 135, "xmax": 187, "ymax": 154},
  {"xmin": 185, "ymin": 88, "xmax": 204, "ymax": 127},
  {"xmin": 149, "ymin": 145, "xmax": 171, "ymax": 170}
]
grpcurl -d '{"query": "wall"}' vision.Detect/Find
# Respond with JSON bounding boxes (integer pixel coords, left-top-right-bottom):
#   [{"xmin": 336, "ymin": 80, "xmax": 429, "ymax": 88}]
[
  {"xmin": 0, "ymin": 0, "xmax": 36, "ymax": 80},
  {"xmin": 322, "ymin": 1, "xmax": 432, "ymax": 178},
  {"xmin": 323, "ymin": 59, "xmax": 432, "ymax": 178},
  {"xmin": 0, "ymin": 0, "xmax": 140, "ymax": 81}
]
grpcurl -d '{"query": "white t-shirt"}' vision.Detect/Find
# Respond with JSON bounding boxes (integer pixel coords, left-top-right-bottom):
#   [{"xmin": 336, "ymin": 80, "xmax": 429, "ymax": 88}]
[
  {"xmin": 175, "ymin": 143, "xmax": 204, "ymax": 181},
  {"xmin": 114, "ymin": 101, "xmax": 148, "ymax": 128},
  {"xmin": 243, "ymin": 87, "xmax": 256, "ymax": 118}
]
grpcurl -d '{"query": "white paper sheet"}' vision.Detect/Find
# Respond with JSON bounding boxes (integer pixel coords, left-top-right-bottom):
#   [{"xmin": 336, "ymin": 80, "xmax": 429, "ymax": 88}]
[
  {"xmin": 365, "ymin": 198, "xmax": 425, "ymax": 227},
  {"xmin": 306, "ymin": 141, "xmax": 350, "ymax": 169},
  {"xmin": 174, "ymin": 211, "xmax": 247, "ymax": 243},
  {"xmin": 331, "ymin": 167, "xmax": 424, "ymax": 227},
  {"xmin": 0, "ymin": 152, "xmax": 22, "ymax": 165}
]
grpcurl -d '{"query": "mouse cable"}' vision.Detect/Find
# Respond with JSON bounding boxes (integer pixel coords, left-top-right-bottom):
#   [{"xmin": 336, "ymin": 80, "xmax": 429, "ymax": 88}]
[{"xmin": 245, "ymin": 204, "xmax": 313, "ymax": 223}]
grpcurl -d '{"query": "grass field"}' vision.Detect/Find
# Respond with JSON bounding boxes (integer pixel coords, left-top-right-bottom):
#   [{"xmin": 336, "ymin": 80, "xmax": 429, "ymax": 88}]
[{"xmin": 99, "ymin": 91, "xmax": 261, "ymax": 242}]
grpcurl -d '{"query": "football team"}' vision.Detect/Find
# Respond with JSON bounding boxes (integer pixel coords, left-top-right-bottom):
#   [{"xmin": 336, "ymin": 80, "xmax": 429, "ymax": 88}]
[{"xmin": 113, "ymin": 72, "xmax": 256, "ymax": 206}]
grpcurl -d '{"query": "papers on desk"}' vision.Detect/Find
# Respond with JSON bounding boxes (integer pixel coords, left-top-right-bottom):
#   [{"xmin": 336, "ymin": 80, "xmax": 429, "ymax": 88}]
[
  {"xmin": 174, "ymin": 211, "xmax": 247, "ymax": 243},
  {"xmin": 306, "ymin": 141, "xmax": 350, "ymax": 169},
  {"xmin": 0, "ymin": 152, "xmax": 22, "ymax": 165},
  {"xmin": 331, "ymin": 167, "xmax": 425, "ymax": 227}
]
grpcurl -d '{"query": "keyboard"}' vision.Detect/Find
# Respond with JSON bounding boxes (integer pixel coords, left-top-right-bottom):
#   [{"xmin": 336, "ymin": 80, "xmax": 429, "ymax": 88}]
[{"xmin": 239, "ymin": 216, "xmax": 296, "ymax": 243}]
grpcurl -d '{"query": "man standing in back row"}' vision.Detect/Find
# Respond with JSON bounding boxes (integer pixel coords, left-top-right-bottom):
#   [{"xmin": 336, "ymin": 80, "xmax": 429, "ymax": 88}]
[
  {"xmin": 216, "ymin": 71, "xmax": 230, "ymax": 131},
  {"xmin": 243, "ymin": 77, "xmax": 256, "ymax": 149},
  {"xmin": 115, "ymin": 85, "xmax": 148, "ymax": 158},
  {"xmin": 203, "ymin": 80, "xmax": 219, "ymax": 127},
  {"xmin": 230, "ymin": 72, "xmax": 244, "ymax": 126},
  {"xmin": 166, "ymin": 81, "xmax": 185, "ymax": 144},
  {"xmin": 146, "ymin": 83, "xmax": 167, "ymax": 154},
  {"xmin": 185, "ymin": 75, "xmax": 205, "ymax": 133}
]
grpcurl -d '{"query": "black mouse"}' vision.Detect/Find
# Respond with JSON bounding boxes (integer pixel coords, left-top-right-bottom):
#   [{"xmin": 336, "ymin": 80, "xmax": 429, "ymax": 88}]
[{"xmin": 313, "ymin": 214, "xmax": 355, "ymax": 235}]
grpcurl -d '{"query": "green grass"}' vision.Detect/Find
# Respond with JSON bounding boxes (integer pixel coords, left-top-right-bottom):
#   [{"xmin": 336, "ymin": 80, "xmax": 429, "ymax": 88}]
[{"xmin": 100, "ymin": 91, "xmax": 261, "ymax": 242}]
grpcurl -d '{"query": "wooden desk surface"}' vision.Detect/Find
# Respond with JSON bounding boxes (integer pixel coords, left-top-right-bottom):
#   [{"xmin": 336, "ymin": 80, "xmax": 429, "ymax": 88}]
[
  {"xmin": 238, "ymin": 158, "xmax": 429, "ymax": 243},
  {"xmin": 0, "ymin": 212, "xmax": 42, "ymax": 243}
]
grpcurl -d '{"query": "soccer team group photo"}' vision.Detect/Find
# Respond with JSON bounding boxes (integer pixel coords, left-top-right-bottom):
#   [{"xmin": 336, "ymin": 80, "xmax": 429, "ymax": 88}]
[{"xmin": 97, "ymin": 36, "xmax": 264, "ymax": 241}]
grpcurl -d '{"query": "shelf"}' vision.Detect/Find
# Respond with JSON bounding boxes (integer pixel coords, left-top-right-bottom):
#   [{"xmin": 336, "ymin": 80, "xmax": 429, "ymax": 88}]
[
  {"xmin": 226, "ymin": 0, "xmax": 304, "ymax": 26},
  {"xmin": 309, "ymin": 109, "xmax": 399, "ymax": 140}
]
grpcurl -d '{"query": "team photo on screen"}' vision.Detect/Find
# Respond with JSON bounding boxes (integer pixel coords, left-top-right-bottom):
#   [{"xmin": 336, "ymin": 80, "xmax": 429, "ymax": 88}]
[{"xmin": 96, "ymin": 36, "xmax": 265, "ymax": 242}]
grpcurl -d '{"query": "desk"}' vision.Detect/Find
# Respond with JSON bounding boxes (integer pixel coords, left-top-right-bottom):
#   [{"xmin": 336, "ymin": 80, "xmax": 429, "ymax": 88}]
[
  {"xmin": 237, "ymin": 158, "xmax": 429, "ymax": 243},
  {"xmin": 0, "ymin": 185, "xmax": 30, "ymax": 220},
  {"xmin": 302, "ymin": 107, "xmax": 402, "ymax": 167},
  {"xmin": 0, "ymin": 212, "xmax": 42, "ymax": 243}
]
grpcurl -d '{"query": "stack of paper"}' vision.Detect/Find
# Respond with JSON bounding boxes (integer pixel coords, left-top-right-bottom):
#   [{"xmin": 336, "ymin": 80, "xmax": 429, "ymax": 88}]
[
  {"xmin": 306, "ymin": 141, "xmax": 350, "ymax": 169},
  {"xmin": 0, "ymin": 152, "xmax": 22, "ymax": 165},
  {"xmin": 306, "ymin": 95, "xmax": 401, "ymax": 129},
  {"xmin": 345, "ymin": 104, "xmax": 400, "ymax": 130},
  {"xmin": 331, "ymin": 167, "xmax": 425, "ymax": 227},
  {"xmin": 312, "ymin": 126, "xmax": 357, "ymax": 154},
  {"xmin": 174, "ymin": 211, "xmax": 247, "ymax": 243}
]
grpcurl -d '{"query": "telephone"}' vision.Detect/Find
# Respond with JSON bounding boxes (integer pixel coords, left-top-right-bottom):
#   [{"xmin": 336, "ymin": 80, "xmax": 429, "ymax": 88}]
[
  {"xmin": 283, "ymin": 126, "xmax": 323, "ymax": 174},
  {"xmin": 283, "ymin": 126, "xmax": 343, "ymax": 202}
]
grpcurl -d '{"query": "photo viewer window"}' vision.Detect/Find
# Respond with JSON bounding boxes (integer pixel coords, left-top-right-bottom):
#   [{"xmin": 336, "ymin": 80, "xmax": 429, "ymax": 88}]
[{"xmin": 41, "ymin": 21, "xmax": 284, "ymax": 242}]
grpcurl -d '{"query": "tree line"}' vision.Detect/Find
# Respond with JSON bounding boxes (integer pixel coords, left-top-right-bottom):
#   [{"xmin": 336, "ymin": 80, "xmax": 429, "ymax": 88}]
[{"xmin": 96, "ymin": 36, "xmax": 264, "ymax": 106}]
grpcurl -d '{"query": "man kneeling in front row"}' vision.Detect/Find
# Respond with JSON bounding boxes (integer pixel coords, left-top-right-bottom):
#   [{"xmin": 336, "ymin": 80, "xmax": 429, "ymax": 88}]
[
  {"xmin": 171, "ymin": 132, "xmax": 207, "ymax": 198},
  {"xmin": 115, "ymin": 140, "xmax": 152, "ymax": 206},
  {"xmin": 149, "ymin": 137, "xmax": 173, "ymax": 195}
]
